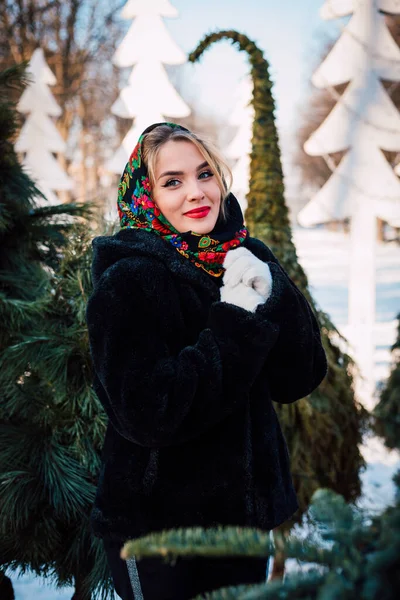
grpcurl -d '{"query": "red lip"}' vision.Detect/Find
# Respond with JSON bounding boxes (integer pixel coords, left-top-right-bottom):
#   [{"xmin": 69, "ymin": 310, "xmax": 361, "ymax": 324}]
[{"xmin": 184, "ymin": 207, "xmax": 211, "ymax": 218}]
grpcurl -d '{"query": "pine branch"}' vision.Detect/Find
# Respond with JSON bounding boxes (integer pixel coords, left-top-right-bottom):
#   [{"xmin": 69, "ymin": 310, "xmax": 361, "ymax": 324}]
[
  {"xmin": 0, "ymin": 294, "xmax": 47, "ymax": 329},
  {"xmin": 122, "ymin": 525, "xmax": 335, "ymax": 569},
  {"xmin": 0, "ymin": 62, "xmax": 31, "ymax": 96},
  {"xmin": 28, "ymin": 201, "xmax": 93, "ymax": 220},
  {"xmin": 122, "ymin": 527, "xmax": 274, "ymax": 561},
  {"xmin": 192, "ymin": 573, "xmax": 325, "ymax": 600}
]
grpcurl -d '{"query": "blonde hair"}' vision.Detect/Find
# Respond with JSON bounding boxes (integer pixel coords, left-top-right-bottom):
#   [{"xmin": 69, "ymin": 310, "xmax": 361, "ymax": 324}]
[{"xmin": 141, "ymin": 125, "xmax": 233, "ymax": 220}]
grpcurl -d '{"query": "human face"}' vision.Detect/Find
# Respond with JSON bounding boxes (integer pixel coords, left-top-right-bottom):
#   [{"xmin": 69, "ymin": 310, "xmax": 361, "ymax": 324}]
[{"xmin": 152, "ymin": 140, "xmax": 222, "ymax": 234}]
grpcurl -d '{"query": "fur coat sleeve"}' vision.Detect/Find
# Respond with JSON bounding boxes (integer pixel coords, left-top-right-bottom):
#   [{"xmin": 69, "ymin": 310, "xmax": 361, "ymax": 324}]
[
  {"xmin": 86, "ymin": 255, "xmax": 280, "ymax": 448},
  {"xmin": 246, "ymin": 238, "xmax": 328, "ymax": 404}
]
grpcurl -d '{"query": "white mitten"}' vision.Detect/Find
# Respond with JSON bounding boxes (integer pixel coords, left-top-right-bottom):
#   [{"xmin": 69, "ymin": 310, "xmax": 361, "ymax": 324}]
[
  {"xmin": 220, "ymin": 281, "xmax": 264, "ymax": 313},
  {"xmin": 223, "ymin": 247, "xmax": 272, "ymax": 300}
]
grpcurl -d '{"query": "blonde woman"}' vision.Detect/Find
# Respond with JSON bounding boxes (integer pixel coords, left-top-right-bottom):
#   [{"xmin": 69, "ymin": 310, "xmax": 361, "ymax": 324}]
[{"xmin": 86, "ymin": 122, "xmax": 327, "ymax": 599}]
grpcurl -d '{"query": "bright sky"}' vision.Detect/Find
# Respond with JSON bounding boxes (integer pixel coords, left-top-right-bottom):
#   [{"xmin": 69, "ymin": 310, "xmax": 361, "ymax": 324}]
[{"xmin": 165, "ymin": 0, "xmax": 338, "ymax": 134}]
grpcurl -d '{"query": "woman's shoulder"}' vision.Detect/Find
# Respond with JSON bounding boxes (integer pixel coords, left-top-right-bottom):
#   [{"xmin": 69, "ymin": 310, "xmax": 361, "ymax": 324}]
[
  {"xmin": 91, "ymin": 229, "xmax": 170, "ymax": 290},
  {"xmin": 91, "ymin": 228, "xmax": 216, "ymax": 293},
  {"xmin": 245, "ymin": 236, "xmax": 277, "ymax": 264}
]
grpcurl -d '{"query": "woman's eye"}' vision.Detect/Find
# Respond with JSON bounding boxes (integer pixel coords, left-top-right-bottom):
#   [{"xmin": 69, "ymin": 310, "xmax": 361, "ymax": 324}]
[
  {"xmin": 164, "ymin": 178, "xmax": 180, "ymax": 188},
  {"xmin": 199, "ymin": 170, "xmax": 214, "ymax": 179}
]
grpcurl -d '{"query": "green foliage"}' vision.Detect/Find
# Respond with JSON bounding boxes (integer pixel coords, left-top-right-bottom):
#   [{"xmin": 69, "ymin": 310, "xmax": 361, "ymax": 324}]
[
  {"xmin": 0, "ymin": 229, "xmax": 111, "ymax": 598},
  {"xmin": 0, "ymin": 63, "xmax": 110, "ymax": 598},
  {"xmin": 0, "ymin": 63, "xmax": 88, "ymax": 343},
  {"xmin": 189, "ymin": 30, "xmax": 366, "ymax": 523},
  {"xmin": 374, "ymin": 314, "xmax": 400, "ymax": 449}
]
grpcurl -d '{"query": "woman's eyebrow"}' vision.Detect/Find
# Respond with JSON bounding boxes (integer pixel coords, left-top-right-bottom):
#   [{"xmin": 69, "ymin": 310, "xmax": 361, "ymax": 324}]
[
  {"xmin": 158, "ymin": 161, "xmax": 209, "ymax": 180},
  {"xmin": 158, "ymin": 169, "xmax": 184, "ymax": 180}
]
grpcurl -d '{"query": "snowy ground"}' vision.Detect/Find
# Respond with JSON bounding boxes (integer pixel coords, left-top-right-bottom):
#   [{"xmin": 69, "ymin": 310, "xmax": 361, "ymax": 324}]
[
  {"xmin": 294, "ymin": 226, "xmax": 400, "ymax": 466},
  {"xmin": 293, "ymin": 226, "xmax": 400, "ymax": 389},
  {"xmin": 8, "ymin": 226, "xmax": 400, "ymax": 598}
]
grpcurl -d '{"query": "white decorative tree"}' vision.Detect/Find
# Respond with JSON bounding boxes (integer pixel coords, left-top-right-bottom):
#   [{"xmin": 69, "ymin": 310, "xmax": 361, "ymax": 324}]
[
  {"xmin": 107, "ymin": 0, "xmax": 190, "ymax": 174},
  {"xmin": 299, "ymin": 0, "xmax": 400, "ymax": 407},
  {"xmin": 226, "ymin": 77, "xmax": 254, "ymax": 215},
  {"xmin": 15, "ymin": 48, "xmax": 73, "ymax": 205}
]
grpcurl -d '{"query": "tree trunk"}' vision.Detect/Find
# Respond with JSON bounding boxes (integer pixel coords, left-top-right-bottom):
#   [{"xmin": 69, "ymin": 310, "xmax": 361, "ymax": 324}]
[
  {"xmin": 269, "ymin": 529, "xmax": 286, "ymax": 580},
  {"xmin": 270, "ymin": 548, "xmax": 286, "ymax": 580},
  {"xmin": 377, "ymin": 218, "xmax": 385, "ymax": 242}
]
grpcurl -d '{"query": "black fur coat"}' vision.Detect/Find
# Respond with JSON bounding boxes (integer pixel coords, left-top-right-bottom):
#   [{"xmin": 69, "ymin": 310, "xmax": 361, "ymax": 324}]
[{"xmin": 86, "ymin": 229, "xmax": 327, "ymax": 542}]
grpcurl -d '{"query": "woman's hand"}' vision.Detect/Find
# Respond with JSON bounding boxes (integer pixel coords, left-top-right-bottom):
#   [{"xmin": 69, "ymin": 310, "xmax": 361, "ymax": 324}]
[
  {"xmin": 220, "ymin": 280, "xmax": 265, "ymax": 313},
  {"xmin": 219, "ymin": 247, "xmax": 273, "ymax": 313},
  {"xmin": 223, "ymin": 247, "xmax": 272, "ymax": 297}
]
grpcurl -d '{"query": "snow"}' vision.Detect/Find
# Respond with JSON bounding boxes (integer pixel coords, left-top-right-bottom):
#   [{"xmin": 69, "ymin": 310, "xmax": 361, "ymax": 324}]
[
  {"xmin": 7, "ymin": 576, "xmax": 74, "ymax": 600},
  {"xmin": 293, "ymin": 226, "xmax": 400, "ymax": 391}
]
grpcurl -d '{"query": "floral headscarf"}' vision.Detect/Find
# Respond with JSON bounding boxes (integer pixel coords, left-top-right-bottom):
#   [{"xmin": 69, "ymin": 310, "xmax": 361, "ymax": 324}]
[{"xmin": 117, "ymin": 122, "xmax": 248, "ymax": 278}]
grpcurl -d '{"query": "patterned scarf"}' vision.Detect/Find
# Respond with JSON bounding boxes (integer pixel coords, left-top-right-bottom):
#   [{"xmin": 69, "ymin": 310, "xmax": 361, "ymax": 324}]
[{"xmin": 117, "ymin": 122, "xmax": 248, "ymax": 277}]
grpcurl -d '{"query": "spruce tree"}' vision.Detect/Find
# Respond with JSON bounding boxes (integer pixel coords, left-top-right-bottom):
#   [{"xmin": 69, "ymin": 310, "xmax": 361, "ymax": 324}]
[
  {"xmin": 0, "ymin": 64, "xmax": 110, "ymax": 599},
  {"xmin": 188, "ymin": 32, "xmax": 366, "ymax": 573}
]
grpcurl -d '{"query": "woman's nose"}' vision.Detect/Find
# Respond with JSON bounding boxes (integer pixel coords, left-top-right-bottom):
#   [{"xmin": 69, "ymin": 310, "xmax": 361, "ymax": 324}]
[{"xmin": 187, "ymin": 181, "xmax": 205, "ymax": 201}]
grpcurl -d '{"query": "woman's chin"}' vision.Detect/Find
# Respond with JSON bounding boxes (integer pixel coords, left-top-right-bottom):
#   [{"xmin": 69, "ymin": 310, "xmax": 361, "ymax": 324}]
[{"xmin": 183, "ymin": 216, "xmax": 218, "ymax": 236}]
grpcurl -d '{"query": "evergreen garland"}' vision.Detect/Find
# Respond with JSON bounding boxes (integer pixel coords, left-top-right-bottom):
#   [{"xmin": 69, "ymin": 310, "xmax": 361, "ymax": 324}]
[{"xmin": 189, "ymin": 31, "xmax": 366, "ymax": 533}]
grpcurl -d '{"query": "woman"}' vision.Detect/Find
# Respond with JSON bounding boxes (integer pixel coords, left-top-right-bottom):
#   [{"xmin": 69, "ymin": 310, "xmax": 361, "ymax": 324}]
[{"xmin": 86, "ymin": 122, "xmax": 327, "ymax": 599}]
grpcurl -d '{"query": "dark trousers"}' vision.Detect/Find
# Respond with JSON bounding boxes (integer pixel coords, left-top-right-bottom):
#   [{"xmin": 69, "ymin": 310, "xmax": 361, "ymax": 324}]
[{"xmin": 104, "ymin": 539, "xmax": 268, "ymax": 600}]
